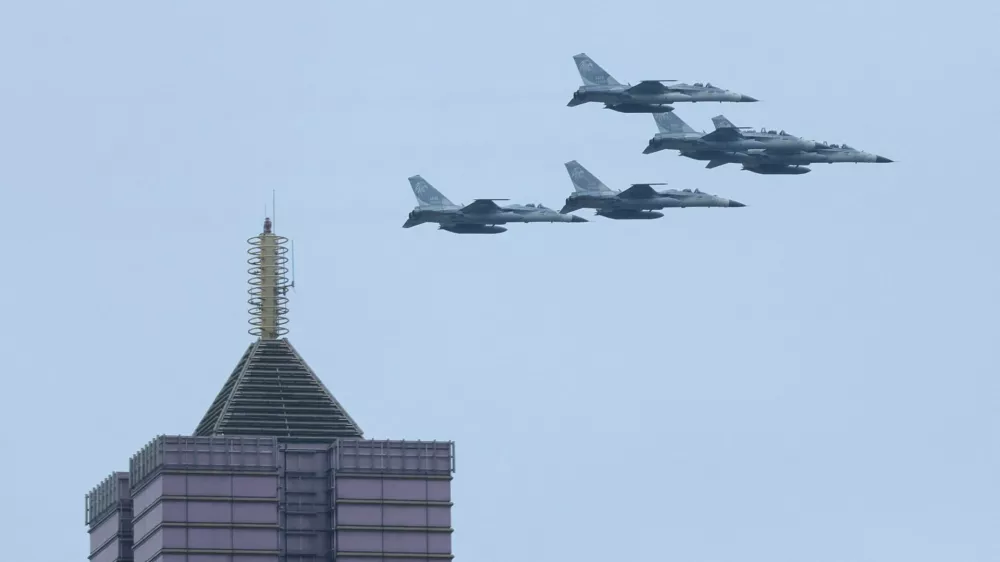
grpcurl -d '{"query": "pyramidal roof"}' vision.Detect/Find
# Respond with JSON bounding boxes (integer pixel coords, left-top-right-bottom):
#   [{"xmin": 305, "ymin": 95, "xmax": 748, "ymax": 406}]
[
  {"xmin": 194, "ymin": 217, "xmax": 363, "ymax": 442},
  {"xmin": 193, "ymin": 338, "xmax": 364, "ymax": 442}
]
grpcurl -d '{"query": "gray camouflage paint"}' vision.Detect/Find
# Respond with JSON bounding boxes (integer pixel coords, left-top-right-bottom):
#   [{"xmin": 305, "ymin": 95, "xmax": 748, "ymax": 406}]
[
  {"xmin": 646, "ymin": 112, "xmax": 892, "ymax": 174},
  {"xmin": 404, "ymin": 175, "xmax": 587, "ymax": 233},
  {"xmin": 568, "ymin": 53, "xmax": 758, "ymax": 113},
  {"xmin": 644, "ymin": 112, "xmax": 825, "ymax": 154},
  {"xmin": 559, "ymin": 160, "xmax": 745, "ymax": 218}
]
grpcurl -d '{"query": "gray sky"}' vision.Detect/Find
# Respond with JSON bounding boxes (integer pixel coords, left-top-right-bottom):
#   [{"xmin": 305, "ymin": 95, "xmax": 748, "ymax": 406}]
[{"xmin": 1, "ymin": 1, "xmax": 998, "ymax": 560}]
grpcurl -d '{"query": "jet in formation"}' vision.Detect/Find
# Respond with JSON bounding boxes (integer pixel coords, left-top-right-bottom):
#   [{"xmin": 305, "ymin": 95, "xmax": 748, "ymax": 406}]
[
  {"xmin": 403, "ymin": 175, "xmax": 588, "ymax": 234},
  {"xmin": 559, "ymin": 160, "xmax": 745, "ymax": 220},
  {"xmin": 567, "ymin": 53, "xmax": 759, "ymax": 114},
  {"xmin": 644, "ymin": 112, "xmax": 893, "ymax": 175}
]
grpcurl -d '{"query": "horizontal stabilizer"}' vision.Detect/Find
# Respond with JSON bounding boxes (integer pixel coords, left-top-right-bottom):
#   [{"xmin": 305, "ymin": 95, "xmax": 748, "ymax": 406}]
[
  {"xmin": 460, "ymin": 199, "xmax": 508, "ymax": 214},
  {"xmin": 700, "ymin": 127, "xmax": 744, "ymax": 142},
  {"xmin": 619, "ymin": 183, "xmax": 663, "ymax": 198},
  {"xmin": 626, "ymin": 80, "xmax": 675, "ymax": 95}
]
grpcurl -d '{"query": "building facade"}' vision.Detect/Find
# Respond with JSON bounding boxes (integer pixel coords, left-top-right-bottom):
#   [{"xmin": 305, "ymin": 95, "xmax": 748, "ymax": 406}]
[
  {"xmin": 87, "ymin": 220, "xmax": 456, "ymax": 562},
  {"xmin": 88, "ymin": 436, "xmax": 454, "ymax": 562}
]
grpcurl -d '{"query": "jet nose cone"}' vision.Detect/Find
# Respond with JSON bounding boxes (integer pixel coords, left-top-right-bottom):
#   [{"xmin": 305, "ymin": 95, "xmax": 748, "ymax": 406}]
[
  {"xmin": 570, "ymin": 215, "xmax": 589, "ymax": 223},
  {"xmin": 876, "ymin": 156, "xmax": 893, "ymax": 163},
  {"xmin": 642, "ymin": 144, "xmax": 657, "ymax": 154},
  {"xmin": 729, "ymin": 200, "xmax": 746, "ymax": 207},
  {"xmin": 740, "ymin": 95, "xmax": 758, "ymax": 102}
]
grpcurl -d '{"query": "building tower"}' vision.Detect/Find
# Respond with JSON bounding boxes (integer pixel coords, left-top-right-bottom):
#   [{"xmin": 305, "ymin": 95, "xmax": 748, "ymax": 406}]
[{"xmin": 85, "ymin": 218, "xmax": 456, "ymax": 562}]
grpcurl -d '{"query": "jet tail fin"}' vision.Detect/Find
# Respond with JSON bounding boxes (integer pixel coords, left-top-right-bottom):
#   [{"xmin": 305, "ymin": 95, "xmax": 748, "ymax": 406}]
[
  {"xmin": 711, "ymin": 115, "xmax": 738, "ymax": 130},
  {"xmin": 653, "ymin": 112, "xmax": 698, "ymax": 135},
  {"xmin": 572, "ymin": 53, "xmax": 621, "ymax": 87},
  {"xmin": 564, "ymin": 160, "xmax": 614, "ymax": 193},
  {"xmin": 408, "ymin": 175, "xmax": 457, "ymax": 209}
]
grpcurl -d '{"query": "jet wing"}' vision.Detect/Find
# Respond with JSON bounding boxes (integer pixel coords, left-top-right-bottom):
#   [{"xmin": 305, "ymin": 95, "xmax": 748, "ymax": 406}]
[
  {"xmin": 705, "ymin": 159, "xmax": 729, "ymax": 169},
  {"xmin": 460, "ymin": 199, "xmax": 508, "ymax": 214},
  {"xmin": 700, "ymin": 127, "xmax": 744, "ymax": 142},
  {"xmin": 625, "ymin": 80, "xmax": 676, "ymax": 95},
  {"xmin": 618, "ymin": 183, "xmax": 666, "ymax": 199}
]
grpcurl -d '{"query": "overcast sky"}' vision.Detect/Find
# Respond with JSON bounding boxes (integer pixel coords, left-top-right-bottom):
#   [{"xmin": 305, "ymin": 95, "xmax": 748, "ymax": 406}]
[{"xmin": 2, "ymin": 1, "xmax": 998, "ymax": 561}]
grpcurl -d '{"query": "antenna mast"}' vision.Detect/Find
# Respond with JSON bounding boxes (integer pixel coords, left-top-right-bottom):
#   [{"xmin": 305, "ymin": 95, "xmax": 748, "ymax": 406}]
[{"xmin": 247, "ymin": 217, "xmax": 291, "ymax": 339}]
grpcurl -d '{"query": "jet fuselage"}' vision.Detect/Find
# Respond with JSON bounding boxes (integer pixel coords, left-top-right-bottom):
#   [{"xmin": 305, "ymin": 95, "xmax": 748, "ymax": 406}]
[
  {"xmin": 404, "ymin": 208, "xmax": 523, "ymax": 228},
  {"xmin": 405, "ymin": 207, "xmax": 586, "ymax": 230},
  {"xmin": 571, "ymin": 86, "xmax": 750, "ymax": 106},
  {"xmin": 675, "ymin": 148, "xmax": 891, "ymax": 176},
  {"xmin": 675, "ymin": 151, "xmax": 812, "ymax": 175},
  {"xmin": 741, "ymin": 149, "xmax": 891, "ymax": 165},
  {"xmin": 561, "ymin": 191, "xmax": 743, "ymax": 214},
  {"xmin": 562, "ymin": 193, "xmax": 687, "ymax": 213},
  {"xmin": 644, "ymin": 135, "xmax": 819, "ymax": 155}
]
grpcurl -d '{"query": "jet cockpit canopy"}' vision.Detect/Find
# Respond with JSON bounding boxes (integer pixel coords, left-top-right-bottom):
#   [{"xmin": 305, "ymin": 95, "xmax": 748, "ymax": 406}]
[{"xmin": 524, "ymin": 203, "xmax": 551, "ymax": 211}]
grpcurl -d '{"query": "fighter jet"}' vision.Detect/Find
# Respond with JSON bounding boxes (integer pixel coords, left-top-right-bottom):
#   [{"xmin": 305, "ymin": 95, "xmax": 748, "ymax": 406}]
[
  {"xmin": 559, "ymin": 161, "xmax": 745, "ymax": 220},
  {"xmin": 646, "ymin": 113, "xmax": 893, "ymax": 174},
  {"xmin": 699, "ymin": 143, "xmax": 894, "ymax": 175},
  {"xmin": 402, "ymin": 175, "xmax": 588, "ymax": 234},
  {"xmin": 643, "ymin": 112, "xmax": 823, "ymax": 156},
  {"xmin": 567, "ymin": 53, "xmax": 758, "ymax": 114}
]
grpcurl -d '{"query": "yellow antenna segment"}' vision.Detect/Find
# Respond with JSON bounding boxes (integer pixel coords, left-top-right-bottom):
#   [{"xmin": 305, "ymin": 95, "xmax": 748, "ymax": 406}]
[{"xmin": 247, "ymin": 217, "xmax": 291, "ymax": 339}]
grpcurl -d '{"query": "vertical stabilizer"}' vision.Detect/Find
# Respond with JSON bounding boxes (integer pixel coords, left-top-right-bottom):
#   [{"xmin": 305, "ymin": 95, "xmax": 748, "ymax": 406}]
[
  {"xmin": 654, "ymin": 112, "xmax": 699, "ymax": 135},
  {"xmin": 564, "ymin": 161, "xmax": 614, "ymax": 193},
  {"xmin": 712, "ymin": 115, "xmax": 738, "ymax": 129},
  {"xmin": 572, "ymin": 53, "xmax": 621, "ymax": 87},
  {"xmin": 408, "ymin": 175, "xmax": 458, "ymax": 209}
]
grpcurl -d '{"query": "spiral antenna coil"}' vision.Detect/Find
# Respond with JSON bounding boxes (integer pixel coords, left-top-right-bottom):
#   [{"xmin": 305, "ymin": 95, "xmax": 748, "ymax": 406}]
[{"xmin": 247, "ymin": 217, "xmax": 291, "ymax": 339}]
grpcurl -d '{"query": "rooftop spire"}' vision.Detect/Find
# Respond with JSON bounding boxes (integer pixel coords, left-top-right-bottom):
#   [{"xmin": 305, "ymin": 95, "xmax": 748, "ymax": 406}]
[
  {"xmin": 192, "ymin": 213, "xmax": 363, "ymax": 441},
  {"xmin": 248, "ymin": 217, "xmax": 291, "ymax": 340}
]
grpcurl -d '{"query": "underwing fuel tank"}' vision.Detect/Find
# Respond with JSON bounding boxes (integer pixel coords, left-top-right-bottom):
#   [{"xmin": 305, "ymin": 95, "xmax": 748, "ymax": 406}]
[
  {"xmin": 438, "ymin": 224, "xmax": 508, "ymax": 234},
  {"xmin": 596, "ymin": 209, "xmax": 664, "ymax": 220},
  {"xmin": 604, "ymin": 103, "xmax": 675, "ymax": 114},
  {"xmin": 743, "ymin": 165, "xmax": 812, "ymax": 175}
]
